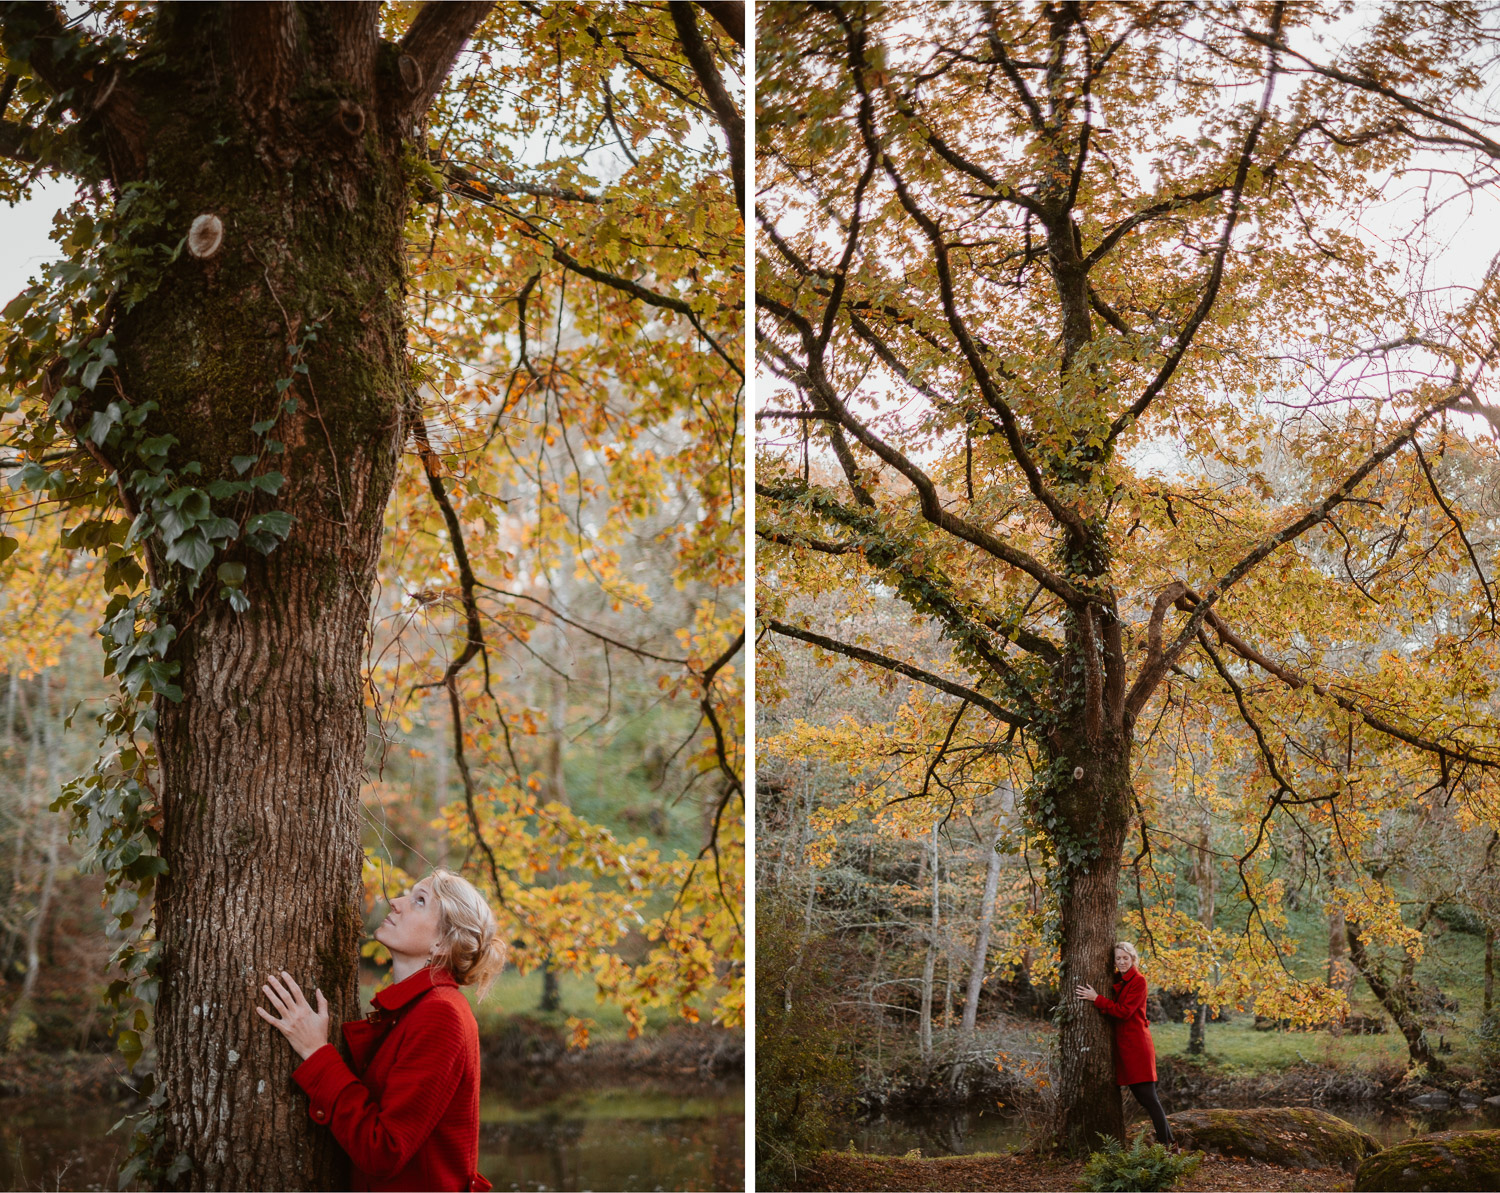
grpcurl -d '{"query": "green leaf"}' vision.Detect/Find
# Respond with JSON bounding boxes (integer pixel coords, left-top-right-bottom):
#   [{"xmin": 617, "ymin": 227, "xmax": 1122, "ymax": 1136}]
[
  {"xmin": 252, "ymin": 471, "xmax": 284, "ymax": 494},
  {"xmin": 0, "ymin": 535, "xmax": 17, "ymax": 564},
  {"xmin": 216, "ymin": 561, "xmax": 246, "ymax": 587},
  {"xmin": 81, "ymin": 355, "xmax": 107, "ymax": 391},
  {"xmin": 165, "ymin": 531, "xmax": 214, "ymax": 573},
  {"xmin": 223, "ymin": 586, "xmax": 250, "ymax": 613},
  {"xmin": 1, "ymin": 287, "xmax": 37, "ymax": 321},
  {"xmin": 250, "ymin": 417, "xmax": 277, "ymax": 435},
  {"xmin": 118, "ymin": 1029, "xmax": 142, "ymax": 1069},
  {"xmin": 231, "ymin": 455, "xmax": 258, "ymax": 475}
]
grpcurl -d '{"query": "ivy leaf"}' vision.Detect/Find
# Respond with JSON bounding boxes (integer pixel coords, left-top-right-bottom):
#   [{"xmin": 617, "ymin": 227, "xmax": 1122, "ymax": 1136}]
[
  {"xmin": 244, "ymin": 511, "xmax": 294, "ymax": 555},
  {"xmin": 216, "ymin": 561, "xmax": 246, "ymax": 588},
  {"xmin": 251, "ymin": 471, "xmax": 284, "ymax": 494},
  {"xmin": 231, "ymin": 455, "xmax": 258, "ymax": 475},
  {"xmin": 81, "ymin": 355, "xmax": 108, "ymax": 391},
  {"xmin": 164, "ymin": 530, "xmax": 214, "ymax": 573}
]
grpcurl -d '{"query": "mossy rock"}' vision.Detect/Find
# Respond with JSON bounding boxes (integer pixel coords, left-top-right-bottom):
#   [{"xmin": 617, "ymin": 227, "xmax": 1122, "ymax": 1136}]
[
  {"xmin": 1161, "ymin": 1106, "xmax": 1382, "ymax": 1173},
  {"xmin": 1353, "ymin": 1129, "xmax": 1500, "ymax": 1191}
]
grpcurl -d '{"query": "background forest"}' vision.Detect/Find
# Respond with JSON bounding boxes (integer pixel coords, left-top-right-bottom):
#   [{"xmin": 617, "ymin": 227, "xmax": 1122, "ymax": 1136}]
[{"xmin": 755, "ymin": 0, "xmax": 1500, "ymax": 1185}]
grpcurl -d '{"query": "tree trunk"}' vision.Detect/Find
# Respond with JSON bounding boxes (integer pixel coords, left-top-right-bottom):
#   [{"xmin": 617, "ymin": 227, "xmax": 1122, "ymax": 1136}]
[
  {"xmin": 1485, "ymin": 924, "xmax": 1494, "ymax": 1016},
  {"xmin": 1345, "ymin": 919, "xmax": 1439, "ymax": 1071},
  {"xmin": 1188, "ymin": 807, "xmax": 1214, "ymax": 1056},
  {"xmin": 58, "ymin": 6, "xmax": 491, "ymax": 1186},
  {"xmin": 919, "ymin": 823, "xmax": 938, "ymax": 1066},
  {"xmin": 1049, "ymin": 733, "xmax": 1133, "ymax": 1154},
  {"xmin": 961, "ymin": 810, "xmax": 1005, "ymax": 1038}
]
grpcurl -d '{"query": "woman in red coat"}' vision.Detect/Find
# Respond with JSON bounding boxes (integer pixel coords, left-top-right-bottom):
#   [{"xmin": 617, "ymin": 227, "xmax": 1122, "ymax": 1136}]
[
  {"xmin": 258, "ymin": 869, "xmax": 506, "ymax": 1191},
  {"xmin": 1074, "ymin": 941, "xmax": 1174, "ymax": 1145}
]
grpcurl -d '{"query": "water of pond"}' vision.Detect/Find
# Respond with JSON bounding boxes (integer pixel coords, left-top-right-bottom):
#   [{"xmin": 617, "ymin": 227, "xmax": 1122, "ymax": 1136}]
[
  {"xmin": 0, "ymin": 1080, "xmax": 744, "ymax": 1192},
  {"xmin": 840, "ymin": 1099, "xmax": 1500, "ymax": 1159}
]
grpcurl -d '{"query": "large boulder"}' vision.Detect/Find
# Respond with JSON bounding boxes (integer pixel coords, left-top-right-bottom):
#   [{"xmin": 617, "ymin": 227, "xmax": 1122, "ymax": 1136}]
[
  {"xmin": 1160, "ymin": 1106, "xmax": 1382, "ymax": 1173},
  {"xmin": 1353, "ymin": 1130, "xmax": 1500, "ymax": 1191}
]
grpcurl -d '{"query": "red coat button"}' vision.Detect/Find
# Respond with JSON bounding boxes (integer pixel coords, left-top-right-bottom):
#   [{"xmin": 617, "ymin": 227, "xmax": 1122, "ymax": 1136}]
[{"xmin": 313, "ymin": 1109, "xmax": 327, "ymax": 1122}]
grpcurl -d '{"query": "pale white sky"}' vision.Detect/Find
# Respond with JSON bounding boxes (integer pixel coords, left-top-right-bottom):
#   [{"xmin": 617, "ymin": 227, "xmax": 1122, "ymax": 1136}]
[{"xmin": 0, "ymin": 176, "xmax": 72, "ymax": 305}]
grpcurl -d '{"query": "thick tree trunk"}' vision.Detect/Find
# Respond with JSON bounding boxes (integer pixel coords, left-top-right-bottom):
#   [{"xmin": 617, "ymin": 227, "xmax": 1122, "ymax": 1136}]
[
  {"xmin": 1049, "ymin": 733, "xmax": 1133, "ymax": 1154},
  {"xmin": 960, "ymin": 810, "xmax": 1005, "ymax": 1038},
  {"xmin": 68, "ymin": 6, "xmax": 481, "ymax": 1186}
]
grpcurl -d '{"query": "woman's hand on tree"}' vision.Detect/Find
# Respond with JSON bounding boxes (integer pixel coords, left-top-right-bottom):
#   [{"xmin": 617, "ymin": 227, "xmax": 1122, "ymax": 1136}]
[
  {"xmin": 256, "ymin": 969, "xmax": 330, "ymax": 1060},
  {"xmin": 1074, "ymin": 983, "xmax": 1098, "ymax": 1002}
]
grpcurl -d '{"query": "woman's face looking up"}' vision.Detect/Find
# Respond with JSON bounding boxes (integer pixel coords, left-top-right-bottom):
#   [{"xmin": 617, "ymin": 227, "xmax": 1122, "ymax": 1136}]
[{"xmin": 375, "ymin": 878, "xmax": 444, "ymax": 962}]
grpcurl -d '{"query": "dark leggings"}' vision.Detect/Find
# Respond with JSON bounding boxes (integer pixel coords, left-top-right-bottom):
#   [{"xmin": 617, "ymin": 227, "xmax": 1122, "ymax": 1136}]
[{"xmin": 1128, "ymin": 1081, "xmax": 1172, "ymax": 1144}]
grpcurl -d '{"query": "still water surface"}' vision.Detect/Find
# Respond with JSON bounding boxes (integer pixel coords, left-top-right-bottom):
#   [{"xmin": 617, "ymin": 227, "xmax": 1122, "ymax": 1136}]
[
  {"xmin": 0, "ymin": 1081, "xmax": 743, "ymax": 1192},
  {"xmin": 840, "ymin": 1099, "xmax": 1500, "ymax": 1159}
]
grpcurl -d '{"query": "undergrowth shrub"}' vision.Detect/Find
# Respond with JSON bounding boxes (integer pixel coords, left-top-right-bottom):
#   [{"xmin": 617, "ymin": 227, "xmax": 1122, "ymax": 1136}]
[
  {"xmin": 1079, "ymin": 1134, "xmax": 1202, "ymax": 1192},
  {"xmin": 755, "ymin": 887, "xmax": 859, "ymax": 1191}
]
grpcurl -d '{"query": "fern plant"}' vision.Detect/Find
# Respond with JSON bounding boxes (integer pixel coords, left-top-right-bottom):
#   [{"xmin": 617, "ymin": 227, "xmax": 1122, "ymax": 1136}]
[{"xmin": 1079, "ymin": 1134, "xmax": 1202, "ymax": 1192}]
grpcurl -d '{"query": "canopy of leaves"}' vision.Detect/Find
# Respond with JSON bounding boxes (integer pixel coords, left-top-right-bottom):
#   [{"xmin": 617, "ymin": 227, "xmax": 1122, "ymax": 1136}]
[{"xmin": 757, "ymin": 0, "xmax": 1500, "ymax": 1018}]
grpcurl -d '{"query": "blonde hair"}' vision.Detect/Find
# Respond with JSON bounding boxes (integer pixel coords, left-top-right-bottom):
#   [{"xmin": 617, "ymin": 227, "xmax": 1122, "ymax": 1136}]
[
  {"xmin": 1112, "ymin": 941, "xmax": 1140, "ymax": 971},
  {"xmin": 427, "ymin": 869, "xmax": 507, "ymax": 999}
]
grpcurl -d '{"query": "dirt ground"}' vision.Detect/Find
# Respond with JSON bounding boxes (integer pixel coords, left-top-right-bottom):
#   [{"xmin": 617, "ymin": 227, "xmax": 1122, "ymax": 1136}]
[{"xmin": 792, "ymin": 1150, "xmax": 1356, "ymax": 1192}]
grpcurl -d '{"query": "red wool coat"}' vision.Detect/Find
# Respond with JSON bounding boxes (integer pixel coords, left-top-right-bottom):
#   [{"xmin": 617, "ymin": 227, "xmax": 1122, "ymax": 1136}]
[
  {"xmin": 294, "ymin": 967, "xmax": 492, "ymax": 1193},
  {"xmin": 1091, "ymin": 967, "xmax": 1157, "ymax": 1085}
]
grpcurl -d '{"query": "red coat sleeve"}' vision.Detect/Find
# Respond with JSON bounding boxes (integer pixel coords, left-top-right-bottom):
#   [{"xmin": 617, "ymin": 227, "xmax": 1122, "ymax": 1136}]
[
  {"xmin": 1093, "ymin": 973, "xmax": 1145, "ymax": 1020},
  {"xmin": 293, "ymin": 997, "xmax": 466, "ymax": 1180}
]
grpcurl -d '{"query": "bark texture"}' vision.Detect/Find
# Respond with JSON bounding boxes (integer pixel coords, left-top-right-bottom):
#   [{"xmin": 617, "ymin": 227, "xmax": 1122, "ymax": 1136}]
[
  {"xmin": 1048, "ymin": 731, "xmax": 1132, "ymax": 1153},
  {"xmin": 0, "ymin": 3, "xmax": 488, "ymax": 1187}
]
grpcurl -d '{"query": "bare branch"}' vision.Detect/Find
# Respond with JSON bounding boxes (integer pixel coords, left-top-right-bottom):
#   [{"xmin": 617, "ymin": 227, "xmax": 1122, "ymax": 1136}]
[{"xmin": 765, "ymin": 618, "xmax": 1028, "ymax": 727}]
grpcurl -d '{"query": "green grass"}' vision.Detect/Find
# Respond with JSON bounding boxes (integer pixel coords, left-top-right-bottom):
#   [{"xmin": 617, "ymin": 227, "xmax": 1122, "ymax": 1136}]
[{"xmin": 1152, "ymin": 1015, "xmax": 1412, "ymax": 1072}]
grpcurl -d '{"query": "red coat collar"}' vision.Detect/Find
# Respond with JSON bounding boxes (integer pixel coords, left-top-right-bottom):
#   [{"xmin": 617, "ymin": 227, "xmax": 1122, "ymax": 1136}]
[{"xmin": 373, "ymin": 965, "xmax": 458, "ymax": 1013}]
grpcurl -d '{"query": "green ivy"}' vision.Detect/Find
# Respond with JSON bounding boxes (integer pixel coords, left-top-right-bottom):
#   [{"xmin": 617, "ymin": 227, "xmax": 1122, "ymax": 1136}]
[{"xmin": 0, "ymin": 170, "xmax": 307, "ymax": 1190}]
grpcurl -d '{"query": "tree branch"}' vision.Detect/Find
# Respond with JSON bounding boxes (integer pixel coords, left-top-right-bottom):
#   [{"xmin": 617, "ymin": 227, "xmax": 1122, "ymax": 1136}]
[
  {"xmin": 765, "ymin": 618, "xmax": 1027, "ymax": 727},
  {"xmin": 396, "ymin": 0, "xmax": 494, "ymax": 124},
  {"xmin": 694, "ymin": 1, "xmax": 744, "ymax": 49},
  {"xmin": 669, "ymin": 0, "xmax": 744, "ymax": 216},
  {"xmin": 1103, "ymin": 1, "xmax": 1286, "ymax": 451}
]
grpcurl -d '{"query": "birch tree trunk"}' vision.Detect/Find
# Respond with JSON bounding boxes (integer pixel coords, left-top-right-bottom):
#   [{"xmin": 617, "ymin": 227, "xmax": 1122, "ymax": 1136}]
[
  {"xmin": 961, "ymin": 810, "xmax": 1006, "ymax": 1039},
  {"xmin": 919, "ymin": 822, "xmax": 938, "ymax": 1065}
]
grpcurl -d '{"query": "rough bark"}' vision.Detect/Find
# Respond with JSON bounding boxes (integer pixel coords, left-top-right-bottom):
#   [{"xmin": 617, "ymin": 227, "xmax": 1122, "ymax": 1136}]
[
  {"xmin": 0, "ymin": 3, "xmax": 491, "ymax": 1187},
  {"xmin": 1049, "ymin": 732, "xmax": 1133, "ymax": 1153}
]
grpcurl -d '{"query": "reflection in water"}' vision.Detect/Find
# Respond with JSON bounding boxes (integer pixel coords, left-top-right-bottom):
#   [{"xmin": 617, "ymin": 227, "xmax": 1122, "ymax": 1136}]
[
  {"xmin": 480, "ymin": 1112, "xmax": 745, "ymax": 1192},
  {"xmin": 0, "ymin": 1082, "xmax": 744, "ymax": 1192},
  {"xmin": 839, "ymin": 1101, "xmax": 1500, "ymax": 1159}
]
